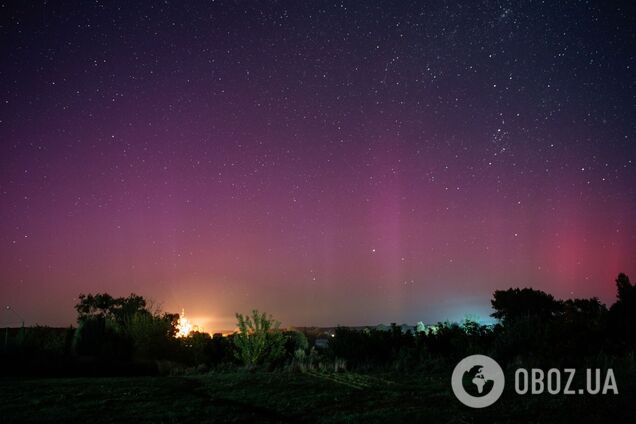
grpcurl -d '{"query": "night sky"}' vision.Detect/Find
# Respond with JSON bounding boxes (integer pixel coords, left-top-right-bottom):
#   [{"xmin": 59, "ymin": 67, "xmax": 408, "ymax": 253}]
[{"xmin": 1, "ymin": 1, "xmax": 635, "ymax": 331}]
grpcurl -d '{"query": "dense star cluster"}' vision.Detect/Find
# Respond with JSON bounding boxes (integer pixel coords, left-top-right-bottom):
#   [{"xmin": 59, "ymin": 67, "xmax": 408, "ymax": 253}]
[{"xmin": 1, "ymin": 1, "xmax": 634, "ymax": 329}]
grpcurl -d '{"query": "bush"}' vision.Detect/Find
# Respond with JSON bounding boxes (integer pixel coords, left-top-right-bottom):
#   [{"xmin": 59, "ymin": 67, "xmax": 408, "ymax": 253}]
[
  {"xmin": 126, "ymin": 312, "xmax": 178, "ymax": 360},
  {"xmin": 233, "ymin": 310, "xmax": 285, "ymax": 368},
  {"xmin": 14, "ymin": 326, "xmax": 73, "ymax": 356},
  {"xmin": 180, "ymin": 331, "xmax": 213, "ymax": 365},
  {"xmin": 72, "ymin": 317, "xmax": 132, "ymax": 359},
  {"xmin": 284, "ymin": 330, "xmax": 309, "ymax": 356}
]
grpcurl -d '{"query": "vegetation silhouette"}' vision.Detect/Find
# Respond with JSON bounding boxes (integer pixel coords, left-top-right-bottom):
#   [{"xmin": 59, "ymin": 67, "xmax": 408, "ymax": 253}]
[
  {"xmin": 233, "ymin": 310, "xmax": 286, "ymax": 369},
  {"xmin": 1, "ymin": 273, "xmax": 635, "ymax": 376}
]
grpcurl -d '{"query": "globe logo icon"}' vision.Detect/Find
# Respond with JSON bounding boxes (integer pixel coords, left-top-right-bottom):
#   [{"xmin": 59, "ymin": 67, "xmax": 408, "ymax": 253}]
[{"xmin": 451, "ymin": 355, "xmax": 505, "ymax": 408}]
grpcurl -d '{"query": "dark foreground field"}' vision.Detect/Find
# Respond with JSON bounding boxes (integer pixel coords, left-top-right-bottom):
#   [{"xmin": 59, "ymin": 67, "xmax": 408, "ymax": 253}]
[{"xmin": 1, "ymin": 370, "xmax": 635, "ymax": 424}]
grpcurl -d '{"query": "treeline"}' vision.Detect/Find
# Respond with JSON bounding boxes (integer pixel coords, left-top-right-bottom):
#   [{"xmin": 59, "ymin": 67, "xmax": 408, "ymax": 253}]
[
  {"xmin": 1, "ymin": 273, "xmax": 635, "ymax": 376},
  {"xmin": 330, "ymin": 273, "xmax": 636, "ymax": 371},
  {"xmin": 1, "ymin": 293, "xmax": 236, "ymax": 376}
]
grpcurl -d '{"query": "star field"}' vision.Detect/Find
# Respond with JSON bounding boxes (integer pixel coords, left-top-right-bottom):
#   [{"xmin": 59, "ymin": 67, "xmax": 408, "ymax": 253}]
[{"xmin": 1, "ymin": 1, "xmax": 635, "ymax": 329}]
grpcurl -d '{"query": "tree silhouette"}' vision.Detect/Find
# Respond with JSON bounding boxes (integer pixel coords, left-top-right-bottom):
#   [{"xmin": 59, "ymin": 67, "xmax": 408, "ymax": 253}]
[
  {"xmin": 75, "ymin": 293, "xmax": 148, "ymax": 326},
  {"xmin": 615, "ymin": 273, "xmax": 635, "ymax": 306},
  {"xmin": 491, "ymin": 287, "xmax": 562, "ymax": 323},
  {"xmin": 609, "ymin": 273, "xmax": 636, "ymax": 350}
]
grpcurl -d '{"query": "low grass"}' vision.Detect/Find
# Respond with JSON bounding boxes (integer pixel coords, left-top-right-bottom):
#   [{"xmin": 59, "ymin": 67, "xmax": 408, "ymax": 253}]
[{"xmin": 0, "ymin": 369, "xmax": 634, "ymax": 423}]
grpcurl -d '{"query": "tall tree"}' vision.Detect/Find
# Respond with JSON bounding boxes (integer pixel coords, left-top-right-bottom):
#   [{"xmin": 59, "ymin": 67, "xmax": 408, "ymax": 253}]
[{"xmin": 615, "ymin": 273, "xmax": 635, "ymax": 306}]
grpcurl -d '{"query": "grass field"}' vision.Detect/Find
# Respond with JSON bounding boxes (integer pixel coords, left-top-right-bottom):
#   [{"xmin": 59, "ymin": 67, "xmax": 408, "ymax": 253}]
[{"xmin": 1, "ymin": 370, "xmax": 635, "ymax": 423}]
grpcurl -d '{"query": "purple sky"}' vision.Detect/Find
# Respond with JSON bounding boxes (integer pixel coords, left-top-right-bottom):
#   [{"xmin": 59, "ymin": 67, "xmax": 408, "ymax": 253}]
[{"xmin": 1, "ymin": 1, "xmax": 635, "ymax": 331}]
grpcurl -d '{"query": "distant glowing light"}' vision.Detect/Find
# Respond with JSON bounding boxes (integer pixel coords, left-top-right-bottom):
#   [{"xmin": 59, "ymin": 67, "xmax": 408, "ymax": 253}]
[{"xmin": 175, "ymin": 308, "xmax": 193, "ymax": 338}]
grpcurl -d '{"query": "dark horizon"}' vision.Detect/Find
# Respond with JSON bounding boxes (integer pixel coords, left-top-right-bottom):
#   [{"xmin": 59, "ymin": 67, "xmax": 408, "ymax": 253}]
[{"xmin": 0, "ymin": 274, "xmax": 630, "ymax": 332}]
